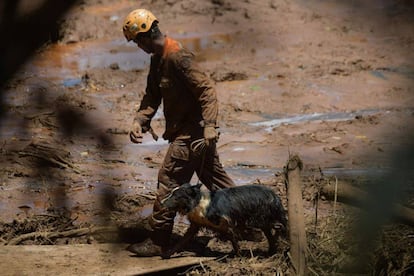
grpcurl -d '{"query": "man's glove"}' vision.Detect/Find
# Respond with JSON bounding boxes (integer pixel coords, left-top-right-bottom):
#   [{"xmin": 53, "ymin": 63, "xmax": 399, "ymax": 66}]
[
  {"xmin": 204, "ymin": 126, "xmax": 218, "ymax": 147},
  {"xmin": 129, "ymin": 120, "xmax": 143, "ymax": 144}
]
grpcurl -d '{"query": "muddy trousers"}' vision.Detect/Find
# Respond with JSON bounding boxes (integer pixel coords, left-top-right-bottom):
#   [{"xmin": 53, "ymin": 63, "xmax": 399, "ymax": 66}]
[{"xmin": 149, "ymin": 138, "xmax": 235, "ymax": 247}]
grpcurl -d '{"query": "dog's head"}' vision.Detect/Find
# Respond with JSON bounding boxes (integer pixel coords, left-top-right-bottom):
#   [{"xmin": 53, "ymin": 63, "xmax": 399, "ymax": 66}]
[{"xmin": 161, "ymin": 183, "xmax": 202, "ymax": 215}]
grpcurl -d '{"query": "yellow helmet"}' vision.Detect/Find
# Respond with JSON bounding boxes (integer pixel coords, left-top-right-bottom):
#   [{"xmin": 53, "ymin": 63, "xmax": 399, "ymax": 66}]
[{"xmin": 123, "ymin": 9, "xmax": 158, "ymax": 41}]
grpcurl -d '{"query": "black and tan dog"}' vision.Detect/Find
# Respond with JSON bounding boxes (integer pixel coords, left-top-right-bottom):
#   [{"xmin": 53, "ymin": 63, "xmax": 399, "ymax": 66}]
[{"xmin": 160, "ymin": 183, "xmax": 287, "ymax": 258}]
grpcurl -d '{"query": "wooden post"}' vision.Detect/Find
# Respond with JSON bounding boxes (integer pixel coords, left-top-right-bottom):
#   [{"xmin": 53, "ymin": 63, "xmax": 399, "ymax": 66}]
[{"xmin": 284, "ymin": 154, "xmax": 307, "ymax": 275}]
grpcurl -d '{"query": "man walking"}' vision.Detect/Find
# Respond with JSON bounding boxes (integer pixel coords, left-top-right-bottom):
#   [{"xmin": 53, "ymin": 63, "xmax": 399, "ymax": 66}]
[{"xmin": 122, "ymin": 8, "xmax": 235, "ymax": 256}]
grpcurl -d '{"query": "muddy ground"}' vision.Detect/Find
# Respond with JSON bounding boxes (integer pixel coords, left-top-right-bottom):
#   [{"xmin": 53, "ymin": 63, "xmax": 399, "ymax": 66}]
[{"xmin": 1, "ymin": 0, "xmax": 414, "ymax": 275}]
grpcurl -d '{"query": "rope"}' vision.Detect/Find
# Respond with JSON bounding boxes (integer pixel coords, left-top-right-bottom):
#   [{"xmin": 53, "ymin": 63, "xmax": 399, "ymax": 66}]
[
  {"xmin": 190, "ymin": 138, "xmax": 206, "ymax": 153},
  {"xmin": 190, "ymin": 138, "xmax": 207, "ymax": 185}
]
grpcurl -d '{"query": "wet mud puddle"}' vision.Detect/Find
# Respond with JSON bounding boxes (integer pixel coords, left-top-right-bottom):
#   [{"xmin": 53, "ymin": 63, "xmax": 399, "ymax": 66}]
[
  {"xmin": 251, "ymin": 109, "xmax": 387, "ymax": 131},
  {"xmin": 24, "ymin": 32, "xmax": 234, "ymax": 87}
]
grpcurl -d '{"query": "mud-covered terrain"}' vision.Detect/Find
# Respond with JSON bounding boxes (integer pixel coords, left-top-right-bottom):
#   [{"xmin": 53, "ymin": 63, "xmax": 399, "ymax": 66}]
[{"xmin": 1, "ymin": 0, "xmax": 414, "ymax": 275}]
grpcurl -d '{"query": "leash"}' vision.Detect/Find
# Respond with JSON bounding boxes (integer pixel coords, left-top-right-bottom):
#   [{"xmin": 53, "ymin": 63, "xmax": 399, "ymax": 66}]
[{"xmin": 190, "ymin": 138, "xmax": 207, "ymax": 185}]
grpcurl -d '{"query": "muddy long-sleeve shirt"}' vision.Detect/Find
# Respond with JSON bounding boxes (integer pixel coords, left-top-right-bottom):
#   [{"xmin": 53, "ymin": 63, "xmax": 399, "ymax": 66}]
[{"xmin": 134, "ymin": 36, "xmax": 218, "ymax": 141}]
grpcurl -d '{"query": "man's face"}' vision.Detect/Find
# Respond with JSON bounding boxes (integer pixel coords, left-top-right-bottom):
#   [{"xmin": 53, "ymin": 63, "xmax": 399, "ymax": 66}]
[{"xmin": 133, "ymin": 35, "xmax": 153, "ymax": 54}]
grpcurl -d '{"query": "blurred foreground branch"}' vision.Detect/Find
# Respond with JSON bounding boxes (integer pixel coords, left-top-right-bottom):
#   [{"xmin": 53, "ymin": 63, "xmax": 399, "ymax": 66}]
[
  {"xmin": 0, "ymin": 0, "xmax": 78, "ymax": 87},
  {"xmin": 321, "ymin": 181, "xmax": 414, "ymax": 226}
]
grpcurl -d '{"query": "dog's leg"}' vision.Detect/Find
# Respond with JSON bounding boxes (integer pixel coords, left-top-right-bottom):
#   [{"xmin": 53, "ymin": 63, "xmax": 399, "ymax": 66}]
[
  {"xmin": 222, "ymin": 229, "xmax": 240, "ymax": 256},
  {"xmin": 162, "ymin": 223, "xmax": 200, "ymax": 259},
  {"xmin": 263, "ymin": 227, "xmax": 277, "ymax": 255},
  {"xmin": 229, "ymin": 236, "xmax": 240, "ymax": 256}
]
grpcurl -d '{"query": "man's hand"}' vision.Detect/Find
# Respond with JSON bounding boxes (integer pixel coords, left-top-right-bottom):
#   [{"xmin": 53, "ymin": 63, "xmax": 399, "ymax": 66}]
[
  {"xmin": 129, "ymin": 120, "xmax": 143, "ymax": 144},
  {"xmin": 204, "ymin": 126, "xmax": 218, "ymax": 147}
]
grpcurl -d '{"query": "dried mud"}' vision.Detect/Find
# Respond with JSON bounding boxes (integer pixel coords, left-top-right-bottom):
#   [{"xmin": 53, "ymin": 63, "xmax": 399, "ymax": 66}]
[{"xmin": 1, "ymin": 0, "xmax": 414, "ymax": 275}]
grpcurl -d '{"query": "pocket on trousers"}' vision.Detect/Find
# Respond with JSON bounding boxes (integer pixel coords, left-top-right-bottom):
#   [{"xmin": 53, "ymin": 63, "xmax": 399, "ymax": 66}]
[{"xmin": 170, "ymin": 140, "xmax": 190, "ymax": 161}]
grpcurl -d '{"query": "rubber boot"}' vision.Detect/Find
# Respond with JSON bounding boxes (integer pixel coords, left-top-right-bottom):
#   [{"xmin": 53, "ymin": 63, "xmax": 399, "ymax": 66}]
[
  {"xmin": 125, "ymin": 226, "xmax": 173, "ymax": 257},
  {"xmin": 126, "ymin": 238, "xmax": 162, "ymax": 256},
  {"xmin": 126, "ymin": 184, "xmax": 175, "ymax": 257}
]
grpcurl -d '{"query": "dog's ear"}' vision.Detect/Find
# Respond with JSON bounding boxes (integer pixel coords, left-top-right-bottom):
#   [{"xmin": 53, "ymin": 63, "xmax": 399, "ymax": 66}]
[
  {"xmin": 194, "ymin": 183, "xmax": 202, "ymax": 190},
  {"xmin": 182, "ymin": 183, "xmax": 192, "ymax": 189},
  {"xmin": 186, "ymin": 183, "xmax": 202, "ymax": 197}
]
